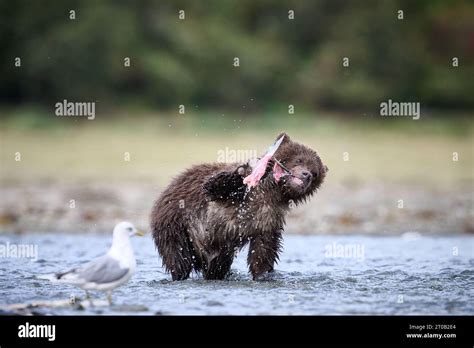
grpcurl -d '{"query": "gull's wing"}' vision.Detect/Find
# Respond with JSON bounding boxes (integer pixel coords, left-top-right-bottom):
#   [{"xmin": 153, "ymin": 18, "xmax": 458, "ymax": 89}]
[
  {"xmin": 77, "ymin": 255, "xmax": 130, "ymax": 284},
  {"xmin": 55, "ymin": 255, "xmax": 129, "ymax": 284}
]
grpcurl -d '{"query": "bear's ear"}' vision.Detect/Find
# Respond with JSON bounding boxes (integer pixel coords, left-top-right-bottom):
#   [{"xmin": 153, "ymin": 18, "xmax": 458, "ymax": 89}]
[{"xmin": 275, "ymin": 132, "xmax": 291, "ymax": 144}]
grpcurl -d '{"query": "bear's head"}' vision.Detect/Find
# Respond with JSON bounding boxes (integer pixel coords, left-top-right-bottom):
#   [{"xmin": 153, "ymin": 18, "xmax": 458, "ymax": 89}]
[{"xmin": 272, "ymin": 132, "xmax": 328, "ymax": 204}]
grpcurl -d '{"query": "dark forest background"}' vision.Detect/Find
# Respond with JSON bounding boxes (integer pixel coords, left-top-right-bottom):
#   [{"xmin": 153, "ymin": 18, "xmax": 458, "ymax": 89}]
[{"xmin": 1, "ymin": 0, "xmax": 473, "ymax": 113}]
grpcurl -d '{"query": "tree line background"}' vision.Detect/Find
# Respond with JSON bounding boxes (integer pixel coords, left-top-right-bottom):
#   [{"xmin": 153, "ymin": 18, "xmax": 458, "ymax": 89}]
[{"xmin": 1, "ymin": 0, "xmax": 473, "ymax": 113}]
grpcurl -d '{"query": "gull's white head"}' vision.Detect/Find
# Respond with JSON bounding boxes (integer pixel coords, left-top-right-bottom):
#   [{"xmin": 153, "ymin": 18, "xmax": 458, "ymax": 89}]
[
  {"xmin": 109, "ymin": 222, "xmax": 144, "ymax": 263},
  {"xmin": 113, "ymin": 221, "xmax": 144, "ymax": 239}
]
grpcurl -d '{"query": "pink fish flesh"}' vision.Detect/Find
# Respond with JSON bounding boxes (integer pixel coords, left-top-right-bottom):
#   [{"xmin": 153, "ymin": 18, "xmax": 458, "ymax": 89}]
[{"xmin": 243, "ymin": 135, "xmax": 286, "ymax": 188}]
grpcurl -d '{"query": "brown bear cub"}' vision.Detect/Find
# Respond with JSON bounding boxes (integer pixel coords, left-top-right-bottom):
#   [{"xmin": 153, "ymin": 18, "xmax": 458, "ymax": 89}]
[{"xmin": 151, "ymin": 133, "xmax": 327, "ymax": 280}]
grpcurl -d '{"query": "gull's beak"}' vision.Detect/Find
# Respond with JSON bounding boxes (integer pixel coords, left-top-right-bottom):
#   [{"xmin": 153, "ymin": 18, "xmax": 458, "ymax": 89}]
[{"xmin": 134, "ymin": 229, "xmax": 145, "ymax": 237}]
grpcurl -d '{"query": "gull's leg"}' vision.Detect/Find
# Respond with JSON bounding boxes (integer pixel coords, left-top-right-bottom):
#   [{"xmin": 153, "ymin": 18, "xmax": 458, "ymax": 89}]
[
  {"xmin": 84, "ymin": 291, "xmax": 94, "ymax": 307},
  {"xmin": 107, "ymin": 291, "xmax": 113, "ymax": 305}
]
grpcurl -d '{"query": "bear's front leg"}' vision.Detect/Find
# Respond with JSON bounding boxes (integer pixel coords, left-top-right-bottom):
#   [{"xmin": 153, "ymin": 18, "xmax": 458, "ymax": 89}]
[
  {"xmin": 247, "ymin": 230, "xmax": 283, "ymax": 280},
  {"xmin": 203, "ymin": 164, "xmax": 252, "ymax": 202}
]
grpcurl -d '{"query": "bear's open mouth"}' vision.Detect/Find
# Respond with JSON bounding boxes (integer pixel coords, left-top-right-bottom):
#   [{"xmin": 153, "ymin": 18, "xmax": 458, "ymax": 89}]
[
  {"xmin": 290, "ymin": 176, "xmax": 304, "ymax": 186},
  {"xmin": 273, "ymin": 159, "xmax": 309, "ymax": 189}
]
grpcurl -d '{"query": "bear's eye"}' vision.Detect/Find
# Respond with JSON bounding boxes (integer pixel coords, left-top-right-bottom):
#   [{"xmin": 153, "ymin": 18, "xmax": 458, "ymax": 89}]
[{"xmin": 295, "ymin": 158, "xmax": 303, "ymax": 164}]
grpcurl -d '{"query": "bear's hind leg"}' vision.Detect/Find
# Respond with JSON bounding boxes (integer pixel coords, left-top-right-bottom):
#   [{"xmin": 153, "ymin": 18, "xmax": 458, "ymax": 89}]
[
  {"xmin": 153, "ymin": 226, "xmax": 195, "ymax": 281},
  {"xmin": 164, "ymin": 239, "xmax": 194, "ymax": 281}
]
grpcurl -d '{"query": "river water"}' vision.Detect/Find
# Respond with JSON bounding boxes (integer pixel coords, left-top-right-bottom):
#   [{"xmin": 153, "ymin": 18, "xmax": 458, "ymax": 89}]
[{"xmin": 0, "ymin": 233, "xmax": 472, "ymax": 315}]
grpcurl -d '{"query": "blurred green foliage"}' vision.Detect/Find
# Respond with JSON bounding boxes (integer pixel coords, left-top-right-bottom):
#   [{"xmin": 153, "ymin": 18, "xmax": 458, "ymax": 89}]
[{"xmin": 1, "ymin": 0, "xmax": 473, "ymax": 111}]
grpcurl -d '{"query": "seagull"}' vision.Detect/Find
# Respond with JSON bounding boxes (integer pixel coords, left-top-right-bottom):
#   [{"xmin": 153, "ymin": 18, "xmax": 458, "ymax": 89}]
[{"xmin": 42, "ymin": 221, "xmax": 144, "ymax": 305}]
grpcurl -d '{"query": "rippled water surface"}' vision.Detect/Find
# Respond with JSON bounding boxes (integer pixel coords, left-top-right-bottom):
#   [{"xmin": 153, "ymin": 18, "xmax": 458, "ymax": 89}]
[{"xmin": 0, "ymin": 234, "xmax": 473, "ymax": 315}]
